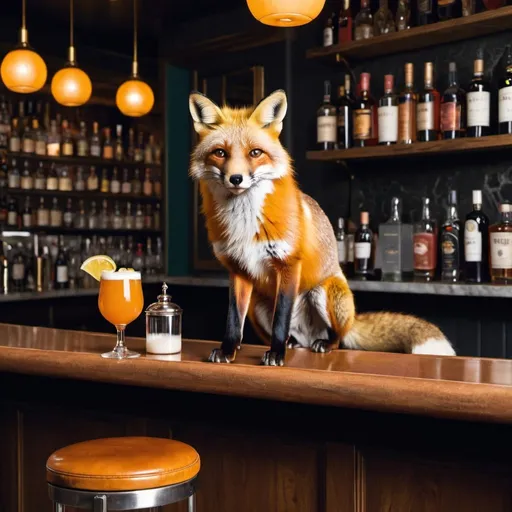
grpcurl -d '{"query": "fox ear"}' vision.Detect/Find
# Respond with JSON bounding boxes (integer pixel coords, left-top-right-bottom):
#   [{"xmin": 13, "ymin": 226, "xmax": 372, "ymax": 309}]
[
  {"xmin": 249, "ymin": 89, "xmax": 287, "ymax": 134},
  {"xmin": 189, "ymin": 92, "xmax": 224, "ymax": 135}
]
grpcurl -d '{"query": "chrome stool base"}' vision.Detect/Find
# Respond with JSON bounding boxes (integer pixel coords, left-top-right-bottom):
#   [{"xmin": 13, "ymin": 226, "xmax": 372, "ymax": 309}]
[{"xmin": 48, "ymin": 479, "xmax": 196, "ymax": 511}]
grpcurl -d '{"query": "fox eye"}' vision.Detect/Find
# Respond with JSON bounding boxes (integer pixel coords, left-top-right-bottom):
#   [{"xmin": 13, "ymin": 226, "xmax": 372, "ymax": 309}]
[
  {"xmin": 249, "ymin": 148, "xmax": 263, "ymax": 158},
  {"xmin": 213, "ymin": 148, "xmax": 227, "ymax": 158}
]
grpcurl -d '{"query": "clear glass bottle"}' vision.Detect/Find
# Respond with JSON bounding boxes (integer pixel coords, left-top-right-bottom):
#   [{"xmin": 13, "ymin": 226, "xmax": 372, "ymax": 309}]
[
  {"xmin": 121, "ymin": 168, "xmax": 132, "ymax": 194},
  {"xmin": 8, "ymin": 158, "xmax": 20, "ymax": 189},
  {"xmin": 77, "ymin": 121, "xmax": 89, "ymax": 157},
  {"xmin": 37, "ymin": 197, "xmax": 49, "ymax": 226},
  {"xmin": 125, "ymin": 201, "xmax": 134, "ymax": 229},
  {"xmin": 22, "ymin": 196, "xmax": 32, "ymax": 228},
  {"xmin": 47, "ymin": 163, "xmax": 58, "ymax": 191},
  {"xmin": 87, "ymin": 166, "xmax": 99, "ymax": 191},
  {"xmin": 58, "ymin": 166, "xmax": 73, "ymax": 192},
  {"xmin": 354, "ymin": 0, "xmax": 374, "ymax": 40},
  {"xmin": 34, "ymin": 161, "xmax": 46, "ymax": 190},
  {"xmin": 112, "ymin": 201, "xmax": 123, "ymax": 229},
  {"xmin": 20, "ymin": 160, "xmax": 33, "ymax": 190},
  {"xmin": 46, "ymin": 120, "xmax": 61, "ymax": 157},
  {"xmin": 135, "ymin": 203, "xmax": 144, "ymax": 229},
  {"xmin": 61, "ymin": 119, "xmax": 74, "ymax": 156},
  {"xmin": 115, "ymin": 124, "xmax": 124, "ymax": 161},
  {"xmin": 110, "ymin": 167, "xmax": 121, "ymax": 194},
  {"xmin": 34, "ymin": 119, "xmax": 46, "ymax": 155},
  {"xmin": 50, "ymin": 197, "xmax": 63, "ymax": 227},
  {"xmin": 144, "ymin": 135, "xmax": 155, "ymax": 164},
  {"xmin": 76, "ymin": 199, "xmax": 86, "ymax": 229},
  {"xmin": 374, "ymin": 0, "xmax": 395, "ymax": 35},
  {"xmin": 22, "ymin": 119, "xmax": 35, "ymax": 153},
  {"xmin": 90, "ymin": 121, "xmax": 101, "ymax": 157},
  {"xmin": 88, "ymin": 201, "xmax": 98, "ymax": 230},
  {"xmin": 143, "ymin": 168, "xmax": 153, "ymax": 196}
]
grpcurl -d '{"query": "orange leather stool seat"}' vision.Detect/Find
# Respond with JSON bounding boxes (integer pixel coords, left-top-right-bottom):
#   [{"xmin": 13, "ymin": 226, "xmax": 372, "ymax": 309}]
[{"xmin": 46, "ymin": 436, "xmax": 201, "ymax": 492}]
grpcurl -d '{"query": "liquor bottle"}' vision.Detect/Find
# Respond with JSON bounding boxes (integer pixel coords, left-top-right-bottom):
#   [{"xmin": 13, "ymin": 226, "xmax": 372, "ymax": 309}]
[
  {"xmin": 125, "ymin": 201, "xmax": 134, "ymax": 229},
  {"xmin": 354, "ymin": 0, "xmax": 374, "ymax": 40},
  {"xmin": 76, "ymin": 200, "xmax": 86, "ymax": 229},
  {"xmin": 417, "ymin": 0, "xmax": 437, "ymax": 24},
  {"xmin": 354, "ymin": 211, "xmax": 373, "ymax": 278},
  {"xmin": 87, "ymin": 166, "xmax": 99, "ymax": 191},
  {"xmin": 47, "ymin": 163, "xmax": 58, "ymax": 190},
  {"xmin": 63, "ymin": 198, "xmax": 74, "ymax": 228},
  {"xmin": 337, "ymin": 77, "xmax": 353, "ymax": 150},
  {"xmin": 441, "ymin": 190, "xmax": 461, "ymax": 282},
  {"xmin": 144, "ymin": 204, "xmax": 153, "ymax": 229},
  {"xmin": 110, "ymin": 167, "xmax": 121, "ymax": 194},
  {"xmin": 12, "ymin": 243, "xmax": 26, "ymax": 292},
  {"xmin": 6, "ymin": 198, "xmax": 18, "ymax": 227},
  {"xmin": 21, "ymin": 197, "xmax": 32, "ymax": 228},
  {"xmin": 20, "ymin": 160, "xmax": 33, "ymax": 190},
  {"xmin": 132, "ymin": 243, "xmax": 145, "ymax": 272},
  {"xmin": 115, "ymin": 125, "xmax": 124, "ymax": 161},
  {"xmin": 88, "ymin": 201, "xmax": 98, "ymax": 229},
  {"xmin": 437, "ymin": 0, "xmax": 460, "ymax": 20},
  {"xmin": 154, "ymin": 203, "xmax": 161, "ymax": 230},
  {"xmin": 134, "ymin": 132, "xmax": 144, "ymax": 162},
  {"xmin": 395, "ymin": 0, "xmax": 410, "ymax": 30},
  {"xmin": 8, "ymin": 158, "xmax": 20, "ymax": 189},
  {"xmin": 37, "ymin": 197, "xmax": 49, "ymax": 226},
  {"xmin": 34, "ymin": 119, "xmax": 46, "ymax": 156},
  {"xmin": 112, "ymin": 201, "xmax": 123, "ymax": 229},
  {"xmin": 489, "ymin": 202, "xmax": 512, "ymax": 284},
  {"xmin": 374, "ymin": 0, "xmax": 396, "ymax": 35},
  {"xmin": 127, "ymin": 128, "xmax": 135, "ymax": 161},
  {"xmin": 413, "ymin": 197, "xmax": 437, "ymax": 281},
  {"xmin": 353, "ymin": 73, "xmax": 376, "ymax": 147},
  {"xmin": 440, "ymin": 62, "xmax": 466, "ymax": 139},
  {"xmin": 323, "ymin": 12, "xmax": 335, "ymax": 47},
  {"xmin": 338, "ymin": 0, "xmax": 353, "ymax": 43},
  {"xmin": 154, "ymin": 173, "xmax": 162, "ymax": 198},
  {"xmin": 379, "ymin": 197, "xmax": 402, "ymax": 281},
  {"xmin": 317, "ymin": 80, "xmax": 337, "ymax": 150},
  {"xmin": 0, "ymin": 96, "xmax": 10, "ymax": 151},
  {"xmin": 46, "ymin": 120, "xmax": 61, "ymax": 157},
  {"xmin": 464, "ymin": 190, "xmax": 489, "ymax": 283},
  {"xmin": 22, "ymin": 119, "xmax": 35, "ymax": 153},
  {"xmin": 100, "ymin": 200, "xmax": 109, "ymax": 229},
  {"xmin": 58, "ymin": 166, "xmax": 72, "ymax": 192},
  {"xmin": 121, "ymin": 168, "xmax": 132, "ymax": 194},
  {"xmin": 135, "ymin": 203, "xmax": 145, "ymax": 229},
  {"xmin": 77, "ymin": 121, "xmax": 88, "ymax": 157},
  {"xmin": 9, "ymin": 118, "xmax": 21, "ymax": 153},
  {"xmin": 0, "ymin": 241, "xmax": 9, "ymax": 294},
  {"xmin": 154, "ymin": 139, "xmax": 162, "ymax": 165},
  {"xmin": 499, "ymin": 45, "xmax": 512, "ymax": 135},
  {"xmin": 100, "ymin": 168, "xmax": 110, "ymax": 193},
  {"xmin": 143, "ymin": 169, "xmax": 153, "ymax": 196},
  {"xmin": 50, "ymin": 197, "xmax": 63, "ymax": 227},
  {"xmin": 398, "ymin": 63, "xmax": 417, "ymax": 144},
  {"xmin": 378, "ymin": 74, "xmax": 398, "ymax": 145},
  {"xmin": 145, "ymin": 135, "xmax": 155, "ymax": 164},
  {"xmin": 467, "ymin": 49, "xmax": 491, "ymax": 138},
  {"xmin": 61, "ymin": 120, "xmax": 74, "ymax": 156},
  {"xmin": 34, "ymin": 162, "xmax": 46, "ymax": 190},
  {"xmin": 75, "ymin": 166, "xmax": 85, "ymax": 191},
  {"xmin": 90, "ymin": 121, "xmax": 101, "ymax": 157},
  {"xmin": 132, "ymin": 169, "xmax": 142, "ymax": 195},
  {"xmin": 54, "ymin": 237, "xmax": 69, "ymax": 290},
  {"xmin": 417, "ymin": 62, "xmax": 440, "ymax": 142},
  {"xmin": 103, "ymin": 128, "xmax": 114, "ymax": 159}
]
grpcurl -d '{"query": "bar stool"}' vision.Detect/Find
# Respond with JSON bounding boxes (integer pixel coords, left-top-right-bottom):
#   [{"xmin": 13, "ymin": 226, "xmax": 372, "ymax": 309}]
[{"xmin": 46, "ymin": 436, "xmax": 200, "ymax": 511}]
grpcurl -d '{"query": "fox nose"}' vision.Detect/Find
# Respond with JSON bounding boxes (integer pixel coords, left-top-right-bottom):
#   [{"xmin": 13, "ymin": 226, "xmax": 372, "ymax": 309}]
[{"xmin": 229, "ymin": 174, "xmax": 243, "ymax": 186}]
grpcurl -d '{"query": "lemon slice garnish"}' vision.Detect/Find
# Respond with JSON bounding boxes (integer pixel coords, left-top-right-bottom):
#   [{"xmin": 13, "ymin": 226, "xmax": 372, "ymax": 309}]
[{"xmin": 80, "ymin": 255, "xmax": 117, "ymax": 282}]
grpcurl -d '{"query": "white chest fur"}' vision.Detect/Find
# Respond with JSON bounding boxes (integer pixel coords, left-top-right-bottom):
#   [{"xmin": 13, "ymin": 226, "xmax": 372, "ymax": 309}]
[{"xmin": 210, "ymin": 181, "xmax": 292, "ymax": 278}]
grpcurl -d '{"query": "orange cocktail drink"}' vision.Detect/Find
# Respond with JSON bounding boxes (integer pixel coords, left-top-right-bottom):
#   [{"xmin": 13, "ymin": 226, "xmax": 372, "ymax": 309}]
[{"xmin": 98, "ymin": 270, "xmax": 143, "ymax": 359}]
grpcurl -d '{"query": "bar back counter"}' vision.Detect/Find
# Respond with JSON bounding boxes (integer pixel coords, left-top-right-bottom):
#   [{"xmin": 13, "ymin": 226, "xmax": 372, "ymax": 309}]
[{"xmin": 1, "ymin": 323, "xmax": 512, "ymax": 512}]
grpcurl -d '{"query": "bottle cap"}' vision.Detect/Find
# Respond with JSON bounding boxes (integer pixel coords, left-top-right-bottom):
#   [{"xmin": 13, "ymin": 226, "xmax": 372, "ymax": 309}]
[
  {"xmin": 344, "ymin": 74, "xmax": 351, "ymax": 91},
  {"xmin": 472, "ymin": 190, "xmax": 482, "ymax": 205},
  {"xmin": 449, "ymin": 62, "xmax": 457, "ymax": 73},
  {"xmin": 384, "ymin": 74, "xmax": 394, "ymax": 92},
  {"xmin": 360, "ymin": 211, "xmax": 369, "ymax": 224},
  {"xmin": 448, "ymin": 190, "xmax": 457, "ymax": 205},
  {"xmin": 338, "ymin": 217, "xmax": 345, "ymax": 229},
  {"xmin": 145, "ymin": 282, "xmax": 183, "ymax": 317},
  {"xmin": 404, "ymin": 63, "xmax": 414, "ymax": 86},
  {"xmin": 360, "ymin": 72, "xmax": 370, "ymax": 92},
  {"xmin": 424, "ymin": 62, "xmax": 433, "ymax": 85}
]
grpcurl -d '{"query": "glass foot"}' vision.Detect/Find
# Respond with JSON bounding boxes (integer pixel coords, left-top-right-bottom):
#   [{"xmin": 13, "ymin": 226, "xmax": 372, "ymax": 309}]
[{"xmin": 101, "ymin": 346, "xmax": 140, "ymax": 359}]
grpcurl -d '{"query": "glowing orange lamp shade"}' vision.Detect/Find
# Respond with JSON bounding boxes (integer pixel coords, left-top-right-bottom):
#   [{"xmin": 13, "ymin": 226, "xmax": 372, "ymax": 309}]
[
  {"xmin": 0, "ymin": 47, "xmax": 47, "ymax": 93},
  {"xmin": 246, "ymin": 0, "xmax": 326, "ymax": 26},
  {"xmin": 51, "ymin": 65, "xmax": 92, "ymax": 107},
  {"xmin": 116, "ymin": 78, "xmax": 154, "ymax": 117}
]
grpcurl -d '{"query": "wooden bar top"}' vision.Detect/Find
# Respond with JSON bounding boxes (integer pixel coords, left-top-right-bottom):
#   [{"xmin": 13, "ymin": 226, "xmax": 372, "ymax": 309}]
[{"xmin": 1, "ymin": 323, "xmax": 512, "ymax": 424}]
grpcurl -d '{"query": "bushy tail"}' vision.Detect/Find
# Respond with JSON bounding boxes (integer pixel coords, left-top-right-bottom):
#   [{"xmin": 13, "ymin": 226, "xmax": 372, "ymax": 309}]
[{"xmin": 342, "ymin": 311, "xmax": 456, "ymax": 356}]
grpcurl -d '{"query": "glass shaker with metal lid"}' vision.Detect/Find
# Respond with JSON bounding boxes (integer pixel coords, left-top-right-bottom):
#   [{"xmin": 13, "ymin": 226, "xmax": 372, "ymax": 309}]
[{"xmin": 145, "ymin": 282, "xmax": 182, "ymax": 354}]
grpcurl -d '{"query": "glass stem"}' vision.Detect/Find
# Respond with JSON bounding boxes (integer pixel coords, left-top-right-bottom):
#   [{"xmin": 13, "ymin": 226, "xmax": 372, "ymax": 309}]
[{"xmin": 115, "ymin": 325, "xmax": 126, "ymax": 349}]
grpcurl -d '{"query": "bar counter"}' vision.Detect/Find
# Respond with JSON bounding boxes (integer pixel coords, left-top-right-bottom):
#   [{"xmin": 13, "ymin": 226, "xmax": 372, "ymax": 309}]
[{"xmin": 3, "ymin": 324, "xmax": 512, "ymax": 511}]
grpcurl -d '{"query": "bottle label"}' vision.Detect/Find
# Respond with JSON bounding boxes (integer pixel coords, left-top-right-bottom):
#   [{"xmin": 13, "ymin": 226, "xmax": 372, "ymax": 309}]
[
  {"xmin": 35, "ymin": 178, "xmax": 46, "ymax": 190},
  {"xmin": 378, "ymin": 105, "xmax": 398, "ymax": 143},
  {"xmin": 23, "ymin": 213, "xmax": 32, "ymax": 227},
  {"xmin": 23, "ymin": 139, "xmax": 35, "ymax": 153},
  {"xmin": 441, "ymin": 230, "xmax": 460, "ymax": 271},
  {"xmin": 9, "ymin": 138, "xmax": 20, "ymax": 152},
  {"xmin": 440, "ymin": 102, "xmax": 461, "ymax": 132},
  {"xmin": 417, "ymin": 102, "xmax": 434, "ymax": 131},
  {"xmin": 47, "ymin": 143, "xmax": 60, "ymax": 157},
  {"xmin": 50, "ymin": 211, "xmax": 62, "ymax": 227},
  {"xmin": 37, "ymin": 210, "xmax": 49, "ymax": 226},
  {"xmin": 7, "ymin": 211, "xmax": 17, "ymax": 225},
  {"xmin": 77, "ymin": 142, "xmax": 88, "ymax": 157},
  {"xmin": 8, "ymin": 174, "xmax": 20, "ymax": 188},
  {"xmin": 317, "ymin": 116, "xmax": 337, "ymax": 143},
  {"xmin": 337, "ymin": 240, "xmax": 346, "ymax": 264},
  {"xmin": 490, "ymin": 232, "xmax": 512, "ymax": 269},
  {"xmin": 56, "ymin": 265, "xmax": 69, "ymax": 283},
  {"xmin": 91, "ymin": 145, "xmax": 101, "ymax": 157},
  {"xmin": 12, "ymin": 263, "xmax": 25, "ymax": 281},
  {"xmin": 21, "ymin": 176, "xmax": 33, "ymax": 190},
  {"xmin": 64, "ymin": 212, "xmax": 73, "ymax": 226},
  {"xmin": 464, "ymin": 219, "xmax": 482, "ymax": 262},
  {"xmin": 47, "ymin": 177, "xmax": 58, "ymax": 190},
  {"xmin": 58, "ymin": 177, "xmax": 72, "ymax": 191},
  {"xmin": 354, "ymin": 25, "xmax": 373, "ymax": 40},
  {"xmin": 111, "ymin": 182, "xmax": 121, "ymax": 194},
  {"xmin": 467, "ymin": 91, "xmax": 490, "ymax": 127},
  {"xmin": 353, "ymin": 109, "xmax": 372, "ymax": 140},
  {"xmin": 418, "ymin": 0, "xmax": 433, "ymax": 13},
  {"xmin": 355, "ymin": 242, "xmax": 371, "ymax": 259},
  {"xmin": 35, "ymin": 141, "xmax": 46, "ymax": 155},
  {"xmin": 399, "ymin": 101, "xmax": 415, "ymax": 142},
  {"xmin": 62, "ymin": 142, "xmax": 73, "ymax": 156},
  {"xmin": 103, "ymin": 147, "xmax": 114, "ymax": 159},
  {"xmin": 323, "ymin": 27, "xmax": 334, "ymax": 47},
  {"xmin": 122, "ymin": 183, "xmax": 132, "ymax": 194},
  {"xmin": 413, "ymin": 232, "xmax": 436, "ymax": 270},
  {"xmin": 499, "ymin": 86, "xmax": 512, "ymax": 124}
]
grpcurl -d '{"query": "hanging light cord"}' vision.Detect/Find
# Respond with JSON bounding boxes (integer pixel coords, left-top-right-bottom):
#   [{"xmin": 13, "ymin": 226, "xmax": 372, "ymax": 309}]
[
  {"xmin": 20, "ymin": 0, "xmax": 28, "ymax": 44},
  {"xmin": 68, "ymin": 0, "xmax": 76, "ymax": 63},
  {"xmin": 132, "ymin": 0, "xmax": 138, "ymax": 77}
]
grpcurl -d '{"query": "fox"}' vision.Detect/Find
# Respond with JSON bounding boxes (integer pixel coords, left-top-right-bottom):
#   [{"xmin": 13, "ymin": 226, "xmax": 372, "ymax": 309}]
[{"xmin": 188, "ymin": 88, "xmax": 456, "ymax": 366}]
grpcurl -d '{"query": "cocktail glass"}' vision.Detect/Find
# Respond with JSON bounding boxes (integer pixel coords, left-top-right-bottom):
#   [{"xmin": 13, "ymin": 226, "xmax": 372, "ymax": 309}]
[{"xmin": 98, "ymin": 270, "xmax": 144, "ymax": 359}]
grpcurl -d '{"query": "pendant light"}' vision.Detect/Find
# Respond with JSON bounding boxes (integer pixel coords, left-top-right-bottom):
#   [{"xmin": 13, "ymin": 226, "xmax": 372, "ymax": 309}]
[
  {"xmin": 116, "ymin": 0, "xmax": 154, "ymax": 117},
  {"xmin": 51, "ymin": 0, "xmax": 92, "ymax": 107},
  {"xmin": 0, "ymin": 0, "xmax": 47, "ymax": 93},
  {"xmin": 246, "ymin": 0, "xmax": 326, "ymax": 26}
]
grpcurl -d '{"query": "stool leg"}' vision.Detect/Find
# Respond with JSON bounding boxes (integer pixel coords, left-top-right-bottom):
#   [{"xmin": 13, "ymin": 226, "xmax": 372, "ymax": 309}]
[
  {"xmin": 54, "ymin": 504, "xmax": 64, "ymax": 512},
  {"xmin": 188, "ymin": 493, "xmax": 196, "ymax": 512}
]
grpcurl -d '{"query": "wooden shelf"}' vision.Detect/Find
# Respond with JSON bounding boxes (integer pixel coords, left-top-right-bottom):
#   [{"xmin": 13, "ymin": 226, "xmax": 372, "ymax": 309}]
[
  {"xmin": 5, "ymin": 188, "xmax": 161, "ymax": 204},
  {"xmin": 306, "ymin": 6, "xmax": 512, "ymax": 62},
  {"xmin": 306, "ymin": 134, "xmax": 512, "ymax": 162},
  {"xmin": 1, "ymin": 227, "xmax": 162, "ymax": 237},
  {"xmin": 5, "ymin": 152, "xmax": 162, "ymax": 171}
]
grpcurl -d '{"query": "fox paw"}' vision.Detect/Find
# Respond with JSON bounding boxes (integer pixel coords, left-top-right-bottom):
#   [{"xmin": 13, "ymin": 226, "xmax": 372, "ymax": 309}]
[
  {"xmin": 311, "ymin": 340, "xmax": 333, "ymax": 354},
  {"xmin": 261, "ymin": 350, "xmax": 285, "ymax": 367},
  {"xmin": 286, "ymin": 338, "xmax": 300, "ymax": 349},
  {"xmin": 208, "ymin": 348, "xmax": 235, "ymax": 363}
]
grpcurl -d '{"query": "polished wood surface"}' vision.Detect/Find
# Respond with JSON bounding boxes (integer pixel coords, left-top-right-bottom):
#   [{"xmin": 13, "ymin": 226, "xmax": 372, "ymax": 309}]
[
  {"xmin": 306, "ymin": 6, "xmax": 512, "ymax": 61},
  {"xmin": 1, "ymin": 323, "xmax": 512, "ymax": 424},
  {"xmin": 46, "ymin": 436, "xmax": 200, "ymax": 491},
  {"xmin": 307, "ymin": 134, "xmax": 512, "ymax": 162}
]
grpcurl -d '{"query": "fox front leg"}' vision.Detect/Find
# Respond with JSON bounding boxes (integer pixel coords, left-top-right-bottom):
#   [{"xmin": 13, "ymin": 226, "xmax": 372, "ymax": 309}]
[
  {"xmin": 208, "ymin": 274, "xmax": 253, "ymax": 363},
  {"xmin": 261, "ymin": 262, "xmax": 302, "ymax": 367}
]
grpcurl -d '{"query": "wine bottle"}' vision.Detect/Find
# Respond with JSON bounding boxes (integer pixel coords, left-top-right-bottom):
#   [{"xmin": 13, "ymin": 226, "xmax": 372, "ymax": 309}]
[
  {"xmin": 466, "ymin": 49, "xmax": 491, "ymax": 138},
  {"xmin": 464, "ymin": 190, "xmax": 489, "ymax": 283},
  {"xmin": 498, "ymin": 45, "xmax": 512, "ymax": 135},
  {"xmin": 378, "ymin": 74, "xmax": 398, "ymax": 145},
  {"xmin": 317, "ymin": 80, "xmax": 337, "ymax": 150},
  {"xmin": 417, "ymin": 62, "xmax": 440, "ymax": 142},
  {"xmin": 440, "ymin": 62, "xmax": 466, "ymax": 139}
]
